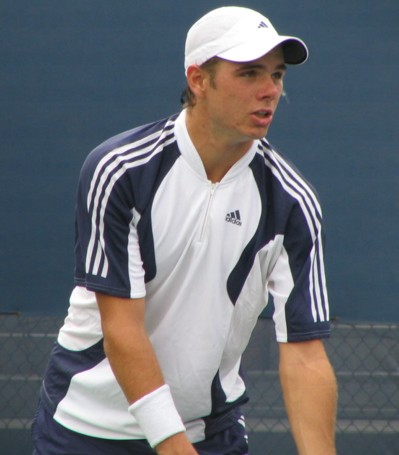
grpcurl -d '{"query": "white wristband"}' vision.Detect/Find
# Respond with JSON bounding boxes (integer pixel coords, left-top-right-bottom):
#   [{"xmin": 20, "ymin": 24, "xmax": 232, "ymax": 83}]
[{"xmin": 128, "ymin": 384, "xmax": 186, "ymax": 448}]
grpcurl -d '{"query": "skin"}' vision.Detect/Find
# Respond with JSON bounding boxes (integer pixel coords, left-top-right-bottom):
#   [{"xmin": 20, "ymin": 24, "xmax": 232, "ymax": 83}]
[
  {"xmin": 185, "ymin": 47, "xmax": 286, "ymax": 182},
  {"xmin": 97, "ymin": 45, "xmax": 337, "ymax": 455},
  {"xmin": 97, "ymin": 293, "xmax": 198, "ymax": 455},
  {"xmin": 279, "ymin": 341, "xmax": 337, "ymax": 455}
]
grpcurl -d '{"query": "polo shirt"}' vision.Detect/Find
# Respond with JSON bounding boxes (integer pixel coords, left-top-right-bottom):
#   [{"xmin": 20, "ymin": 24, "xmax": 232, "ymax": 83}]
[{"xmin": 42, "ymin": 109, "xmax": 330, "ymax": 442}]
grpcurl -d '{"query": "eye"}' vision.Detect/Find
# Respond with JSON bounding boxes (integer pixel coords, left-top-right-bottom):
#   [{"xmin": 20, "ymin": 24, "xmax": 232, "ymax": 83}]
[
  {"xmin": 241, "ymin": 69, "xmax": 257, "ymax": 78},
  {"xmin": 272, "ymin": 71, "xmax": 285, "ymax": 81}
]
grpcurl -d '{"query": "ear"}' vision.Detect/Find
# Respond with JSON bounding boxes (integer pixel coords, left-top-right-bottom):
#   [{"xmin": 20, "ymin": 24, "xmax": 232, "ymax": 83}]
[{"xmin": 186, "ymin": 64, "xmax": 208, "ymax": 100}]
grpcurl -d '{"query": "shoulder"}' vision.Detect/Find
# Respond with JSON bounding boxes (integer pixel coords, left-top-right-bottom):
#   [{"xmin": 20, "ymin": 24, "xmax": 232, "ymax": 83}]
[
  {"xmin": 257, "ymin": 139, "xmax": 322, "ymax": 212},
  {"xmin": 258, "ymin": 139, "xmax": 319, "ymax": 196},
  {"xmin": 253, "ymin": 139, "xmax": 325, "ymax": 244},
  {"xmin": 81, "ymin": 114, "xmax": 180, "ymax": 176},
  {"xmin": 76, "ymin": 114, "xmax": 181, "ymax": 210}
]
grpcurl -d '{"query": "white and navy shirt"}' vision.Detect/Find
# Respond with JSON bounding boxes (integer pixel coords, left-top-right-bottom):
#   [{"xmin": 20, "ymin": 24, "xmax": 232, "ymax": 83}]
[{"xmin": 42, "ymin": 110, "xmax": 330, "ymax": 442}]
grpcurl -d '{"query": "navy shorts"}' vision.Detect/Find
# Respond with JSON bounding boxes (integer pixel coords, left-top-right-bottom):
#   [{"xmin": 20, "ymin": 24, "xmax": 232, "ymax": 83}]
[{"xmin": 31, "ymin": 399, "xmax": 249, "ymax": 455}]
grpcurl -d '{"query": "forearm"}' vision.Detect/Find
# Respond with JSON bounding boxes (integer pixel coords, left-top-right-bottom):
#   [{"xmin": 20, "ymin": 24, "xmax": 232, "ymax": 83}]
[
  {"xmin": 102, "ymin": 316, "xmax": 164, "ymax": 402},
  {"xmin": 279, "ymin": 340, "xmax": 337, "ymax": 455},
  {"xmin": 106, "ymin": 332, "xmax": 196, "ymax": 454},
  {"xmin": 96, "ymin": 293, "xmax": 197, "ymax": 454}
]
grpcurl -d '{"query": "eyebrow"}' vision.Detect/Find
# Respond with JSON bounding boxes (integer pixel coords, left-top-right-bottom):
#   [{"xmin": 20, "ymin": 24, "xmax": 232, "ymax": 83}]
[{"xmin": 235, "ymin": 62, "xmax": 287, "ymax": 72}]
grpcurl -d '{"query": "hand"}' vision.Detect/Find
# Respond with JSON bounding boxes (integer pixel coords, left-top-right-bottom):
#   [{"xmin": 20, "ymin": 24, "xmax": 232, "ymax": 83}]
[{"xmin": 156, "ymin": 433, "xmax": 199, "ymax": 455}]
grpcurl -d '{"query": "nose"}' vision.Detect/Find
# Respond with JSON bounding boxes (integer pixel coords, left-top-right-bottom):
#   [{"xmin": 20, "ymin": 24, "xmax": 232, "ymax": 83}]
[{"xmin": 257, "ymin": 75, "xmax": 281, "ymax": 100}]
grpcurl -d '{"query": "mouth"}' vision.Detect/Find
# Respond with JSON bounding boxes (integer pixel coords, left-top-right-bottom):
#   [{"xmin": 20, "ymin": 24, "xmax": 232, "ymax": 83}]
[
  {"xmin": 251, "ymin": 109, "xmax": 273, "ymax": 127},
  {"xmin": 253, "ymin": 109, "xmax": 273, "ymax": 118}
]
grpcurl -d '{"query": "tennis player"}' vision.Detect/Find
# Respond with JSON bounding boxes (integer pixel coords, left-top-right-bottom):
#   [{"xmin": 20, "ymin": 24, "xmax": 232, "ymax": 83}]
[{"xmin": 32, "ymin": 6, "xmax": 337, "ymax": 455}]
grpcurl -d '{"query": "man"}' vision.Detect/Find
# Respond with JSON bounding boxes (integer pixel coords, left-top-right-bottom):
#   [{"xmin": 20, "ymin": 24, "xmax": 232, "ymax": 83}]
[{"xmin": 32, "ymin": 6, "xmax": 337, "ymax": 455}]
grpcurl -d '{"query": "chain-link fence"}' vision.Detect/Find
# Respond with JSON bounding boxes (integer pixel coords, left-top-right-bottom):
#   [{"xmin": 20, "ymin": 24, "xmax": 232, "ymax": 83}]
[
  {"xmin": 1, "ymin": 314, "xmax": 398, "ymax": 454},
  {"xmin": 243, "ymin": 318, "xmax": 399, "ymax": 454}
]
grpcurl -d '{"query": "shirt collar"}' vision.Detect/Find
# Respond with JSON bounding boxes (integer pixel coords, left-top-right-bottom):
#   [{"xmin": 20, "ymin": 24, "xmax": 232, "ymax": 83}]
[{"xmin": 174, "ymin": 109, "xmax": 259, "ymax": 183}]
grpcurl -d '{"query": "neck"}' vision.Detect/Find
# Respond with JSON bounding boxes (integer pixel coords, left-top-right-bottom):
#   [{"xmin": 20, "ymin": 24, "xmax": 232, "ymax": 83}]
[{"xmin": 185, "ymin": 108, "xmax": 253, "ymax": 183}]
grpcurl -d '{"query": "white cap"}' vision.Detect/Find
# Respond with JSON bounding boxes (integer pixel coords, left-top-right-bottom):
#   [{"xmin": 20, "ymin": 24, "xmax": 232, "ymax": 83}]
[{"xmin": 184, "ymin": 6, "xmax": 308, "ymax": 72}]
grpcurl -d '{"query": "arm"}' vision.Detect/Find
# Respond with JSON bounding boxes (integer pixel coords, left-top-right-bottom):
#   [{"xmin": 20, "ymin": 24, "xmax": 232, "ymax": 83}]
[
  {"xmin": 96, "ymin": 293, "xmax": 198, "ymax": 455},
  {"xmin": 279, "ymin": 339, "xmax": 337, "ymax": 455}
]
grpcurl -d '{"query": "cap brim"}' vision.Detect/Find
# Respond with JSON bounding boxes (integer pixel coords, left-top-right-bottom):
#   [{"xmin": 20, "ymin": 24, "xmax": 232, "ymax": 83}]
[
  {"xmin": 281, "ymin": 38, "xmax": 308, "ymax": 64},
  {"xmin": 216, "ymin": 35, "xmax": 308, "ymax": 65}
]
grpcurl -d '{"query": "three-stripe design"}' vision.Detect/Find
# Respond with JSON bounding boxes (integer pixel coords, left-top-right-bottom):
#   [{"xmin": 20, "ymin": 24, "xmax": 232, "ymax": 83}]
[
  {"xmin": 85, "ymin": 119, "xmax": 176, "ymax": 278},
  {"xmin": 226, "ymin": 210, "xmax": 242, "ymax": 226},
  {"xmin": 83, "ymin": 121, "xmax": 328, "ymax": 324},
  {"xmin": 258, "ymin": 140, "xmax": 329, "ymax": 323}
]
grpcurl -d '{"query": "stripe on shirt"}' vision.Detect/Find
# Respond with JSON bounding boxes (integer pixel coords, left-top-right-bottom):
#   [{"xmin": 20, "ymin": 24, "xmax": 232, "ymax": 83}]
[
  {"xmin": 85, "ymin": 119, "xmax": 176, "ymax": 278},
  {"xmin": 258, "ymin": 140, "xmax": 329, "ymax": 323}
]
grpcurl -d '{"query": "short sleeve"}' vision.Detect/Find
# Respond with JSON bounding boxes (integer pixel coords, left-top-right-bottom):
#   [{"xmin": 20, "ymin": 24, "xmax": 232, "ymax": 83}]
[
  {"xmin": 74, "ymin": 151, "xmax": 146, "ymax": 299},
  {"xmin": 268, "ymin": 202, "xmax": 330, "ymax": 343}
]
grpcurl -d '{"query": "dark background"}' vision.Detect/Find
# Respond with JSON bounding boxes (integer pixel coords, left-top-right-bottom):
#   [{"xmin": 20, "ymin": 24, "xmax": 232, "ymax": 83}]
[{"xmin": 1, "ymin": 0, "xmax": 398, "ymax": 321}]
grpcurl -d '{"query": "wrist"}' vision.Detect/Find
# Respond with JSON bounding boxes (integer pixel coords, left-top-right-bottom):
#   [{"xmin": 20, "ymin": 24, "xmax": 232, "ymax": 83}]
[
  {"xmin": 128, "ymin": 384, "xmax": 186, "ymax": 448},
  {"xmin": 156, "ymin": 432, "xmax": 198, "ymax": 455}
]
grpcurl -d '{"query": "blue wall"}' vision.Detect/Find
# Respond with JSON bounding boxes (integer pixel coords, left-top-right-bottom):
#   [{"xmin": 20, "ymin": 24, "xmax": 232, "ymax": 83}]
[{"xmin": 1, "ymin": 0, "xmax": 398, "ymax": 321}]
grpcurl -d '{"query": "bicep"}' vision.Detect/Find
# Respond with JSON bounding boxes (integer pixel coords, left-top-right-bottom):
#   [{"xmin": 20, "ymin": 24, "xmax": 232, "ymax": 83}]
[
  {"xmin": 278, "ymin": 339, "xmax": 336, "ymax": 389},
  {"xmin": 279, "ymin": 339, "xmax": 329, "ymax": 367},
  {"xmin": 96, "ymin": 292, "xmax": 146, "ymax": 337},
  {"xmin": 95, "ymin": 293, "xmax": 165, "ymax": 403}
]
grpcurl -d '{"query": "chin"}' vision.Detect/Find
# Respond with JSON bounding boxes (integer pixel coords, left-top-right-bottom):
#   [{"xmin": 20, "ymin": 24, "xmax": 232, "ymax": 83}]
[
  {"xmin": 250, "ymin": 124, "xmax": 270, "ymax": 139},
  {"xmin": 234, "ymin": 127, "xmax": 269, "ymax": 144},
  {"xmin": 249, "ymin": 129, "xmax": 268, "ymax": 140}
]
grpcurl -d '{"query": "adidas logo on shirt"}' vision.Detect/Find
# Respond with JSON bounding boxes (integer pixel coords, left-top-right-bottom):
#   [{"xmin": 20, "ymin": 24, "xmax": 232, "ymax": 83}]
[{"xmin": 226, "ymin": 210, "xmax": 242, "ymax": 226}]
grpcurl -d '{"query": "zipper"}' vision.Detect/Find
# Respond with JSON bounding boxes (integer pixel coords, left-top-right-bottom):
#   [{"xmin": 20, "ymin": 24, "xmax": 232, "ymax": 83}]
[{"xmin": 199, "ymin": 182, "xmax": 217, "ymax": 242}]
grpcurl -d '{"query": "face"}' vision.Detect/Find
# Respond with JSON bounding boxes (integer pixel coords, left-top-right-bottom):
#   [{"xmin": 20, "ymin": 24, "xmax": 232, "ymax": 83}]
[{"xmin": 199, "ymin": 47, "xmax": 286, "ymax": 145}]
